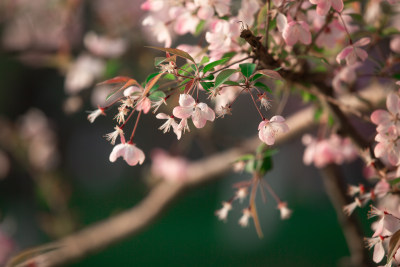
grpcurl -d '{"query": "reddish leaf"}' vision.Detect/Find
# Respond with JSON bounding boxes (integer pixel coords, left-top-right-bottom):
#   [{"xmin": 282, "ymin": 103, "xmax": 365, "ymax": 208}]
[
  {"xmin": 146, "ymin": 46, "xmax": 196, "ymax": 64},
  {"xmin": 98, "ymin": 76, "xmax": 137, "ymax": 86},
  {"xmin": 143, "ymin": 72, "xmax": 163, "ymax": 96},
  {"xmin": 254, "ymin": 69, "xmax": 283, "ymax": 81},
  {"xmin": 184, "ymin": 79, "xmax": 195, "ymax": 94}
]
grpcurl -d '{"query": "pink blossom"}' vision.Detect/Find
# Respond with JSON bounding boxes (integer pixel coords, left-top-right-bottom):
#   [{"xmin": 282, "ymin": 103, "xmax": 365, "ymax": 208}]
[
  {"xmin": 151, "ymin": 149, "xmax": 188, "ymax": 182},
  {"xmin": 173, "ymin": 94, "xmax": 215, "ymax": 128},
  {"xmin": 195, "ymin": 0, "xmax": 231, "ymax": 20},
  {"xmin": 332, "ymin": 63, "xmax": 361, "ymax": 93},
  {"xmin": 365, "ymin": 235, "xmax": 386, "ymax": 263},
  {"xmin": 278, "ymin": 14, "xmax": 311, "ymax": 46},
  {"xmin": 302, "ymin": 134, "xmax": 357, "ymax": 168},
  {"xmin": 124, "ymin": 86, "xmax": 151, "ymax": 114},
  {"xmin": 169, "ymin": 4, "xmax": 199, "ymax": 35},
  {"xmin": 258, "ymin": 116, "xmax": 289, "ymax": 145},
  {"xmin": 215, "ymin": 202, "xmax": 232, "ymax": 221},
  {"xmin": 84, "ymin": 32, "xmax": 127, "ymax": 58},
  {"xmin": 391, "ymin": 35, "xmax": 400, "ymax": 53},
  {"xmin": 238, "ymin": 208, "xmax": 252, "ymax": 227},
  {"xmin": 65, "ymin": 54, "xmax": 105, "ymax": 94},
  {"xmin": 140, "ymin": 0, "xmax": 165, "ymax": 11},
  {"xmin": 374, "ymin": 128, "xmax": 400, "ymax": 166},
  {"xmin": 277, "ymin": 202, "xmax": 292, "ymax": 220},
  {"xmin": 336, "ymin": 38, "xmax": 371, "ymax": 65},
  {"xmin": 156, "ymin": 113, "xmax": 182, "ymax": 140},
  {"xmin": 109, "ymin": 142, "xmax": 145, "ymax": 166},
  {"xmin": 0, "ymin": 229, "xmax": 15, "ymax": 265},
  {"xmin": 369, "ymin": 206, "xmax": 400, "ymax": 237},
  {"xmin": 87, "ymin": 107, "xmax": 106, "ymax": 123},
  {"xmin": 238, "ymin": 0, "xmax": 260, "ymax": 26},
  {"xmin": 142, "ymin": 15, "xmax": 172, "ymax": 47},
  {"xmin": 371, "ymin": 92, "xmax": 400, "ymax": 133},
  {"xmin": 205, "ymin": 19, "xmax": 241, "ymax": 59},
  {"xmin": 309, "ymin": 0, "xmax": 343, "ymax": 16}
]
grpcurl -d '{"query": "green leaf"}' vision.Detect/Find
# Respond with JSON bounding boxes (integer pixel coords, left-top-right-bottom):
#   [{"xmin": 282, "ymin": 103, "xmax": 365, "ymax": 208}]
[
  {"xmin": 250, "ymin": 73, "xmax": 263, "ymax": 81},
  {"xmin": 202, "ymin": 57, "xmax": 231, "ymax": 73},
  {"xmin": 202, "ymin": 74, "xmax": 214, "ymax": 80},
  {"xmin": 254, "ymin": 82, "xmax": 271, "ymax": 92},
  {"xmin": 236, "ymin": 154, "xmax": 255, "ymax": 162},
  {"xmin": 200, "ymin": 56, "xmax": 210, "ymax": 65},
  {"xmin": 179, "ymin": 78, "xmax": 192, "ymax": 86},
  {"xmin": 154, "ymin": 57, "xmax": 166, "ymax": 66},
  {"xmin": 163, "ymin": 73, "xmax": 176, "ymax": 80},
  {"xmin": 146, "ymin": 46, "xmax": 196, "ymax": 63},
  {"xmin": 195, "ymin": 20, "xmax": 206, "ymax": 36},
  {"xmin": 382, "ymin": 27, "xmax": 400, "ymax": 36},
  {"xmin": 105, "ymin": 59, "xmax": 120, "ymax": 77},
  {"xmin": 145, "ymin": 72, "xmax": 160, "ymax": 84},
  {"xmin": 221, "ymin": 51, "xmax": 236, "ymax": 59},
  {"xmin": 214, "ymin": 69, "xmax": 237, "ymax": 89},
  {"xmin": 393, "ymin": 73, "xmax": 400, "ymax": 80},
  {"xmin": 258, "ymin": 153, "xmax": 273, "ymax": 176},
  {"xmin": 223, "ymin": 81, "xmax": 240, "ymax": 86},
  {"xmin": 148, "ymin": 91, "xmax": 166, "ymax": 101},
  {"xmin": 239, "ymin": 63, "xmax": 257, "ymax": 78},
  {"xmin": 200, "ymin": 82, "xmax": 213, "ymax": 92},
  {"xmin": 389, "ymin": 177, "xmax": 400, "ymax": 186}
]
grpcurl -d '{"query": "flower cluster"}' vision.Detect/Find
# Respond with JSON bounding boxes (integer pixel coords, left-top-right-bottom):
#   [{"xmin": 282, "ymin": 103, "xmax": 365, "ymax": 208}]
[{"xmin": 302, "ymin": 134, "xmax": 357, "ymax": 168}]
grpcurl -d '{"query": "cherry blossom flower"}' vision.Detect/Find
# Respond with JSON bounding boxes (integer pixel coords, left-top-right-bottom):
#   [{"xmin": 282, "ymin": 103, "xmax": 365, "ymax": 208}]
[
  {"xmin": 215, "ymin": 104, "xmax": 232, "ymax": 118},
  {"xmin": 142, "ymin": 15, "xmax": 172, "ymax": 47},
  {"xmin": 238, "ymin": 0, "xmax": 260, "ymax": 26},
  {"xmin": 238, "ymin": 208, "xmax": 252, "ymax": 227},
  {"xmin": 177, "ymin": 118, "xmax": 190, "ymax": 134},
  {"xmin": 0, "ymin": 229, "xmax": 15, "ymax": 265},
  {"xmin": 336, "ymin": 38, "xmax": 370, "ymax": 65},
  {"xmin": 109, "ymin": 142, "xmax": 145, "ymax": 166},
  {"xmin": 332, "ymin": 63, "xmax": 361, "ymax": 93},
  {"xmin": 169, "ymin": 4, "xmax": 199, "ymax": 35},
  {"xmin": 215, "ymin": 202, "xmax": 232, "ymax": 221},
  {"xmin": 104, "ymin": 126, "xmax": 124, "ymax": 145},
  {"xmin": 277, "ymin": 14, "xmax": 311, "ymax": 46},
  {"xmin": 369, "ymin": 206, "xmax": 400, "ymax": 237},
  {"xmin": 235, "ymin": 187, "xmax": 248, "ymax": 202},
  {"xmin": 65, "ymin": 54, "xmax": 105, "ymax": 94},
  {"xmin": 309, "ymin": 0, "xmax": 343, "ymax": 16},
  {"xmin": 151, "ymin": 149, "xmax": 188, "ymax": 182},
  {"xmin": 277, "ymin": 202, "xmax": 292, "ymax": 220},
  {"xmin": 84, "ymin": 32, "xmax": 127, "ymax": 58},
  {"xmin": 124, "ymin": 86, "xmax": 151, "ymax": 114},
  {"xmin": 151, "ymin": 97, "xmax": 167, "ymax": 113},
  {"xmin": 302, "ymin": 134, "xmax": 357, "ymax": 168},
  {"xmin": 156, "ymin": 113, "xmax": 182, "ymax": 140},
  {"xmin": 87, "ymin": 107, "xmax": 105, "ymax": 123},
  {"xmin": 365, "ymin": 235, "xmax": 386, "ymax": 263},
  {"xmin": 371, "ymin": 92, "xmax": 400, "ymax": 133},
  {"xmin": 343, "ymin": 197, "xmax": 363, "ymax": 216},
  {"xmin": 173, "ymin": 94, "xmax": 215, "ymax": 128},
  {"xmin": 258, "ymin": 93, "xmax": 272, "ymax": 111},
  {"xmin": 390, "ymin": 35, "xmax": 400, "ymax": 54},
  {"xmin": 374, "ymin": 127, "xmax": 400, "ymax": 166},
  {"xmin": 258, "ymin": 116, "xmax": 289, "ymax": 145},
  {"xmin": 205, "ymin": 19, "xmax": 241, "ymax": 59},
  {"xmin": 195, "ymin": 0, "xmax": 231, "ymax": 20}
]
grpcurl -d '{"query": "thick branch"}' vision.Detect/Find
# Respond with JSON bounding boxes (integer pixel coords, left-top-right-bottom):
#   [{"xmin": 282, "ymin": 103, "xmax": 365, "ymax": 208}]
[{"xmin": 7, "ymin": 86, "xmax": 386, "ymax": 267}]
